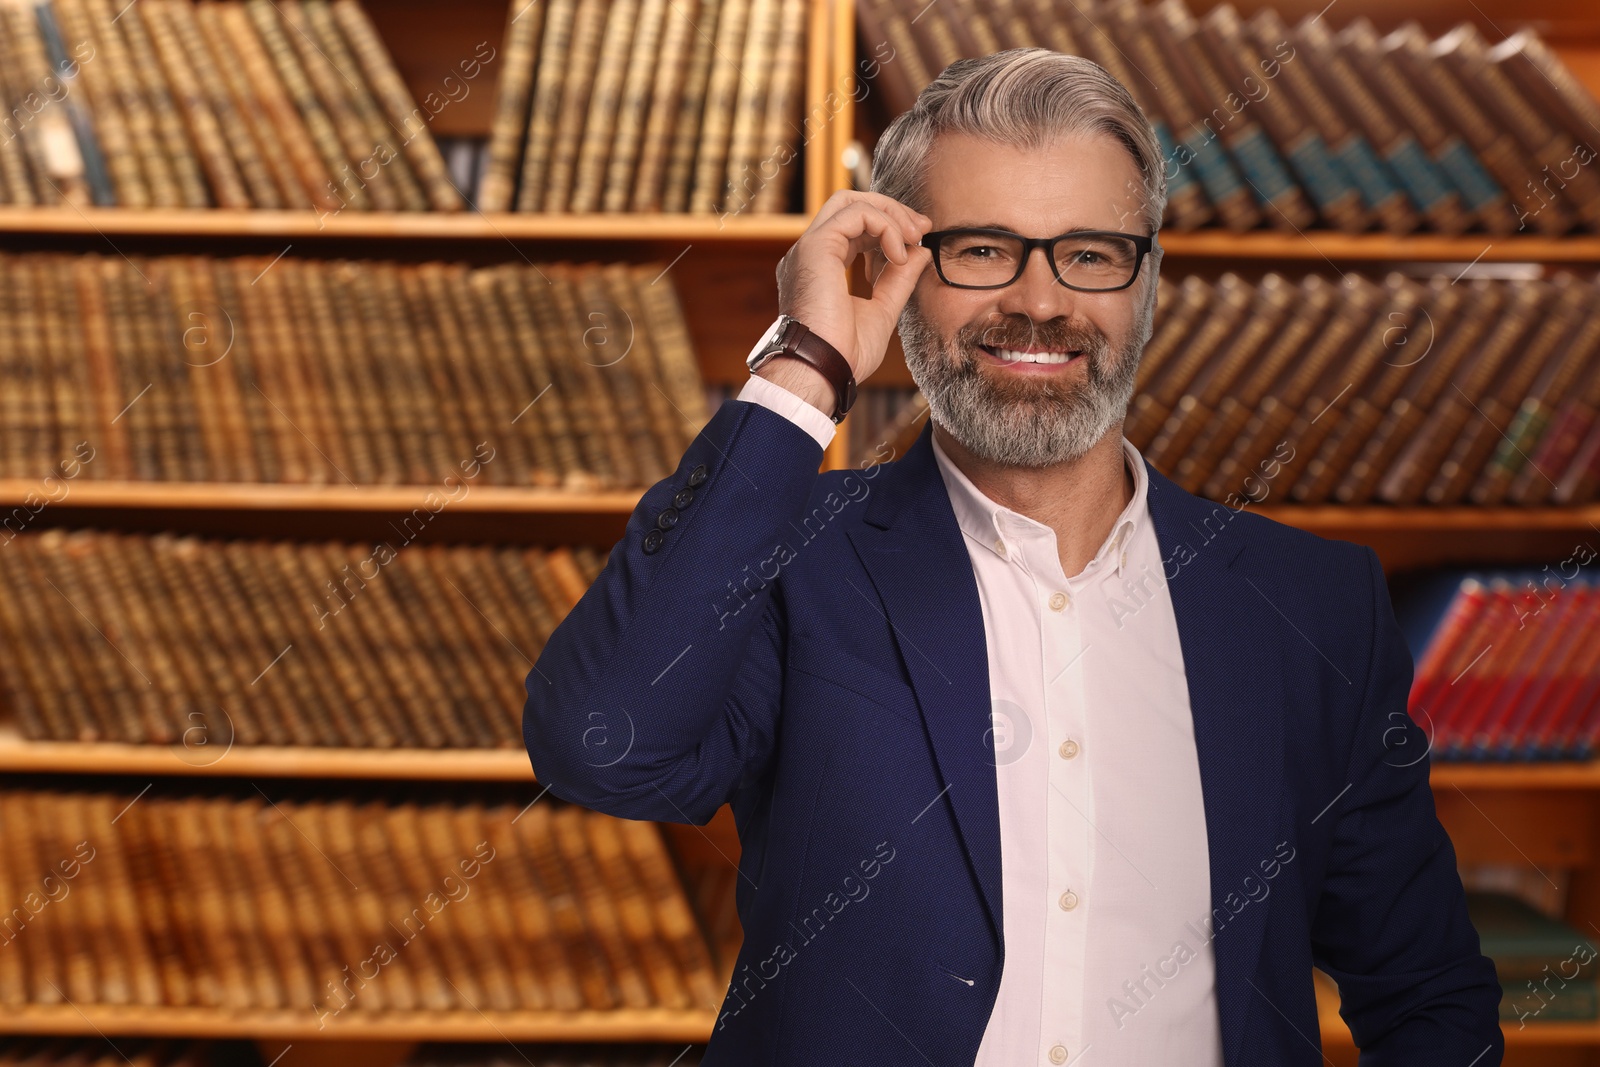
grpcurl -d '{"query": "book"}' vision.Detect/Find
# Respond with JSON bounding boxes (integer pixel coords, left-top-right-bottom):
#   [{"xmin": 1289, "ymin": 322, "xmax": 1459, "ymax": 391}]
[
  {"xmin": 0, "ymin": 250, "xmax": 712, "ymax": 489},
  {"xmin": 1392, "ymin": 568, "xmax": 1600, "ymax": 760}
]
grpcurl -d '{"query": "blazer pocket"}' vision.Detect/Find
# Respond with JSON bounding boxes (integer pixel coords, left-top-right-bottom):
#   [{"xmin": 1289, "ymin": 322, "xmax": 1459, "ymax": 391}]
[{"xmin": 787, "ymin": 631, "xmax": 923, "ymax": 726}]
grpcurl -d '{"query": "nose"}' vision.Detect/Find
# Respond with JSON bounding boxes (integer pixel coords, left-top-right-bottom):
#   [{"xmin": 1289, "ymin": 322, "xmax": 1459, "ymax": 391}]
[{"xmin": 995, "ymin": 244, "xmax": 1080, "ymax": 327}]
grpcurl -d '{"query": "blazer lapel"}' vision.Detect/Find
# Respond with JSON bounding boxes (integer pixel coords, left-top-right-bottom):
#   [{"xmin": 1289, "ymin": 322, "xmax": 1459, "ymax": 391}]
[
  {"xmin": 1144, "ymin": 457, "xmax": 1286, "ymax": 1067},
  {"xmin": 845, "ymin": 422, "xmax": 1286, "ymax": 1066},
  {"xmin": 846, "ymin": 422, "xmax": 1005, "ymax": 947}
]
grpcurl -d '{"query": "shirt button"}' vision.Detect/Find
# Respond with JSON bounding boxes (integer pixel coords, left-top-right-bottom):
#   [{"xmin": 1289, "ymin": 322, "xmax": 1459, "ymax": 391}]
[
  {"xmin": 1049, "ymin": 1044, "xmax": 1069, "ymax": 1064},
  {"xmin": 1048, "ymin": 591, "xmax": 1068, "ymax": 612},
  {"xmin": 1059, "ymin": 738, "xmax": 1079, "ymax": 759},
  {"xmin": 995, "ymin": 539, "xmax": 1007, "ymax": 559},
  {"xmin": 1059, "ymin": 889, "xmax": 1079, "ymax": 910}
]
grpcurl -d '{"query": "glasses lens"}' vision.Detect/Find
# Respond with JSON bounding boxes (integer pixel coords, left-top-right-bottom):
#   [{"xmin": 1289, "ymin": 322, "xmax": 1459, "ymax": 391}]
[
  {"xmin": 936, "ymin": 231, "xmax": 1026, "ymax": 287},
  {"xmin": 935, "ymin": 231, "xmax": 1140, "ymax": 289},
  {"xmin": 1052, "ymin": 234, "xmax": 1139, "ymax": 290}
]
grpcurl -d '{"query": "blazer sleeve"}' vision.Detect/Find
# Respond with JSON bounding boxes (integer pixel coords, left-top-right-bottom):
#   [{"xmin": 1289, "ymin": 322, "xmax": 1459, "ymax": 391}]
[
  {"xmin": 1309, "ymin": 544, "xmax": 1505, "ymax": 1065},
  {"xmin": 522, "ymin": 398, "xmax": 826, "ymax": 825}
]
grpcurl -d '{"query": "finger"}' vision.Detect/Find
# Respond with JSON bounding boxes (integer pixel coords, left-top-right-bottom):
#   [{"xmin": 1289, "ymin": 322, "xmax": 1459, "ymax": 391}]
[
  {"xmin": 865, "ymin": 243, "xmax": 930, "ymax": 317},
  {"xmin": 809, "ymin": 190, "xmax": 925, "ymax": 251},
  {"xmin": 834, "ymin": 201, "xmax": 909, "ymax": 265}
]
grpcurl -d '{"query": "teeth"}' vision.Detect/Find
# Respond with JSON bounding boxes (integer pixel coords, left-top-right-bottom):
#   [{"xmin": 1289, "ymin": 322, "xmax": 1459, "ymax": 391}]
[{"xmin": 989, "ymin": 347, "xmax": 1078, "ymax": 364}]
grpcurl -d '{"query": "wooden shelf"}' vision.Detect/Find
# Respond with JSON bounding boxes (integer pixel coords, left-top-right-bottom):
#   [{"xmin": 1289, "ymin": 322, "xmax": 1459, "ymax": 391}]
[
  {"xmin": 0, "ymin": 736, "xmax": 535, "ymax": 780},
  {"xmin": 0, "ymin": 480, "xmax": 640, "ymax": 514},
  {"xmin": 0, "ymin": 207, "xmax": 811, "ymax": 243},
  {"xmin": 13, "ymin": 481, "xmax": 1597, "ymax": 570},
  {"xmin": 1432, "ymin": 763, "xmax": 1600, "ymax": 790},
  {"xmin": 0, "ymin": 481, "xmax": 644, "ymax": 544},
  {"xmin": 9, "ymin": 207, "xmax": 1600, "ymax": 263},
  {"xmin": 1156, "ymin": 231, "xmax": 1600, "ymax": 264},
  {"xmin": 0, "ymin": 732, "xmax": 1591, "ymax": 787},
  {"xmin": 0, "ymin": 1005, "xmax": 715, "ymax": 1042}
]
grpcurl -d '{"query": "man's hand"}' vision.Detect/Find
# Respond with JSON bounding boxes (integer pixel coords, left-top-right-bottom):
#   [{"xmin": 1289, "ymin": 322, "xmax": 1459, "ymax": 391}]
[{"xmin": 772, "ymin": 189, "xmax": 934, "ymax": 392}]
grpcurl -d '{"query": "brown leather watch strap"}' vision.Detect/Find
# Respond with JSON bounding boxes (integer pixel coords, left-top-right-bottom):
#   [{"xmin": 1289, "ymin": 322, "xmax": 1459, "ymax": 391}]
[{"xmin": 773, "ymin": 317, "xmax": 858, "ymax": 423}]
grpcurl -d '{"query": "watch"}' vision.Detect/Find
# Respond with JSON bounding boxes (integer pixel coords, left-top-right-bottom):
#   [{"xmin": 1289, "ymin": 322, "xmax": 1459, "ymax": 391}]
[{"xmin": 745, "ymin": 314, "xmax": 858, "ymax": 424}]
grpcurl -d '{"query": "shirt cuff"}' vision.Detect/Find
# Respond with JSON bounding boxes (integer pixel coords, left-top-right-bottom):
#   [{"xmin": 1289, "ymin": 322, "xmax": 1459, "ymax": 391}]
[{"xmin": 737, "ymin": 372, "xmax": 838, "ymax": 452}]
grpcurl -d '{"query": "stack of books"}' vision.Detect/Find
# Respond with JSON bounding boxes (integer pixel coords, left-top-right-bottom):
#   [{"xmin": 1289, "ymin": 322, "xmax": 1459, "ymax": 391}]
[
  {"xmin": 851, "ymin": 272, "xmax": 1600, "ymax": 506},
  {"xmin": 1393, "ymin": 567, "xmax": 1600, "ymax": 761},
  {"xmin": 0, "ymin": 529, "xmax": 610, "ymax": 748},
  {"xmin": 1466, "ymin": 891, "xmax": 1600, "ymax": 1024},
  {"xmin": 0, "ymin": 782, "xmax": 721, "ymax": 1016},
  {"xmin": 857, "ymin": 0, "xmax": 1600, "ymax": 234},
  {"xmin": 0, "ymin": 0, "xmax": 460, "ymax": 210},
  {"xmin": 0, "ymin": 252, "xmax": 710, "ymax": 487},
  {"xmin": 477, "ymin": 0, "xmax": 811, "ymax": 215},
  {"xmin": 1128, "ymin": 270, "xmax": 1600, "ymax": 506}
]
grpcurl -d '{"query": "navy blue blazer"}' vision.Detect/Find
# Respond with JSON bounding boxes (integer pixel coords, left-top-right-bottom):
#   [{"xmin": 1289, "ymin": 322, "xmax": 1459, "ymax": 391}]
[{"xmin": 523, "ymin": 397, "xmax": 1504, "ymax": 1066}]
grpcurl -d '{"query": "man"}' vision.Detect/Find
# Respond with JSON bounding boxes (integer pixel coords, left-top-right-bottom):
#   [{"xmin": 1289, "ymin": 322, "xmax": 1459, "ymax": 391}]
[{"xmin": 523, "ymin": 47, "xmax": 1503, "ymax": 1067}]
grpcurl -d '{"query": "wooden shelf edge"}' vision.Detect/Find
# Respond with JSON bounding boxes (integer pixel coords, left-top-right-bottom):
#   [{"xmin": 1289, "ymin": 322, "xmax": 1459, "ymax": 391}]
[
  {"xmin": 9, "ymin": 483, "xmax": 1600, "ymax": 531},
  {"xmin": 0, "ymin": 1006, "xmax": 714, "ymax": 1041},
  {"xmin": 1158, "ymin": 231, "xmax": 1600, "ymax": 262},
  {"xmin": 8, "ymin": 208, "xmax": 1600, "ymax": 262},
  {"xmin": 1430, "ymin": 762, "xmax": 1600, "ymax": 789},
  {"xmin": 0, "ymin": 736, "xmax": 1592, "ymax": 787},
  {"xmin": 0, "ymin": 739, "xmax": 535, "ymax": 780},
  {"xmin": 0, "ymin": 481, "xmax": 642, "ymax": 514},
  {"xmin": 1248, "ymin": 504, "xmax": 1600, "ymax": 533},
  {"xmin": 0, "ymin": 207, "xmax": 810, "ymax": 243},
  {"xmin": 1319, "ymin": 1017, "xmax": 1591, "ymax": 1047}
]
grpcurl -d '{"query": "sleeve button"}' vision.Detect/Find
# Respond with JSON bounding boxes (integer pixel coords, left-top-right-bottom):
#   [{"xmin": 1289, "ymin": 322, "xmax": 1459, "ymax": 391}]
[
  {"xmin": 642, "ymin": 529, "xmax": 664, "ymax": 553},
  {"xmin": 673, "ymin": 488, "xmax": 695, "ymax": 509},
  {"xmin": 656, "ymin": 507, "xmax": 680, "ymax": 530},
  {"xmin": 687, "ymin": 464, "xmax": 708, "ymax": 487}
]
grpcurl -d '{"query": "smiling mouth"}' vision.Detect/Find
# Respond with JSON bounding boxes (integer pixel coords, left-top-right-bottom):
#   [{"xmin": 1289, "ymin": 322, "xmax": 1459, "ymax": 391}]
[{"xmin": 978, "ymin": 344, "xmax": 1083, "ymax": 365}]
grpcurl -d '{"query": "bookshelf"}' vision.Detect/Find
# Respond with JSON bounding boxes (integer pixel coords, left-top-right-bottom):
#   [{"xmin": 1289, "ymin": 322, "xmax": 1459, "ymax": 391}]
[
  {"xmin": 2, "ymin": 0, "xmax": 1599, "ymax": 1064},
  {"xmin": 839, "ymin": 0, "xmax": 1600, "ymax": 1063}
]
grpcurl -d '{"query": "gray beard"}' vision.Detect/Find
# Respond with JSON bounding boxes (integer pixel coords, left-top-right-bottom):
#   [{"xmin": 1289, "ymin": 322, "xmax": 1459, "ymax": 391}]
[{"xmin": 897, "ymin": 296, "xmax": 1146, "ymax": 469}]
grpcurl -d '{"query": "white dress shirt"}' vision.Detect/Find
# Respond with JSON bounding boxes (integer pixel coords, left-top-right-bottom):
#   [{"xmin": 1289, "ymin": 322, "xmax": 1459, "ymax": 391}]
[{"xmin": 737, "ymin": 373, "xmax": 1224, "ymax": 1067}]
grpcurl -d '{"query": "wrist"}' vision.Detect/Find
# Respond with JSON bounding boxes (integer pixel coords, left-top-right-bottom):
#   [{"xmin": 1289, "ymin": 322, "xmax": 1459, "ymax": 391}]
[{"xmin": 754, "ymin": 356, "xmax": 836, "ymax": 421}]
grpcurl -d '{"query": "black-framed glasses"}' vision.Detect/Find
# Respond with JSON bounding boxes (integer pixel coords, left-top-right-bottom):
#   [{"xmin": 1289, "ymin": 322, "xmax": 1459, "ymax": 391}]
[{"xmin": 919, "ymin": 227, "xmax": 1159, "ymax": 292}]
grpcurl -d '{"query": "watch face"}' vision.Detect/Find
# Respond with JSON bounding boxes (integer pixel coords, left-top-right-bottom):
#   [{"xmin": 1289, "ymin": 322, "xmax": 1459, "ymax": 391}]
[{"xmin": 746, "ymin": 315, "xmax": 791, "ymax": 370}]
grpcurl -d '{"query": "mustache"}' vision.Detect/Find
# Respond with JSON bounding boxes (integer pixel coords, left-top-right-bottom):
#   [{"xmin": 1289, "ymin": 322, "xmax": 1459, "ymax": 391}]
[{"xmin": 968, "ymin": 320, "xmax": 1107, "ymax": 352}]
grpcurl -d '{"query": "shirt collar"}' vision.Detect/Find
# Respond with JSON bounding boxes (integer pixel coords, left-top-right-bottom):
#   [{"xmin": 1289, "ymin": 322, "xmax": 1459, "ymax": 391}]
[{"xmin": 930, "ymin": 429, "xmax": 1147, "ymax": 582}]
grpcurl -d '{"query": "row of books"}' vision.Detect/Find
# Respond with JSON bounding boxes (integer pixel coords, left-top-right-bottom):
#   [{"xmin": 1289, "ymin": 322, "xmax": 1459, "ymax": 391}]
[
  {"xmin": 845, "ymin": 272, "xmax": 1600, "ymax": 510},
  {"xmin": 1395, "ymin": 569, "xmax": 1600, "ymax": 761},
  {"xmin": 0, "ymin": 252, "xmax": 709, "ymax": 487},
  {"xmin": 0, "ymin": 0, "xmax": 460, "ymax": 210},
  {"xmin": 1125, "ymin": 271, "xmax": 1600, "ymax": 507},
  {"xmin": 857, "ymin": 0, "xmax": 1600, "ymax": 234},
  {"xmin": 478, "ymin": 0, "xmax": 809, "ymax": 215},
  {"xmin": 0, "ymin": 783, "xmax": 721, "ymax": 1014},
  {"xmin": 0, "ymin": 530, "xmax": 606, "ymax": 748},
  {"xmin": 0, "ymin": 1040, "xmax": 706, "ymax": 1066}
]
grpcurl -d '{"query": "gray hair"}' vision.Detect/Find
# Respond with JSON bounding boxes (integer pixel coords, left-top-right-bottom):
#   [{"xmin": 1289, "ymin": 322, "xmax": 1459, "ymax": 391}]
[{"xmin": 869, "ymin": 48, "xmax": 1168, "ymax": 236}]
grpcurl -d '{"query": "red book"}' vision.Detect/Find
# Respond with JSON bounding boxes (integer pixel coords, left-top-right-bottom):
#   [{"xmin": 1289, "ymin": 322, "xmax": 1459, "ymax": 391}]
[{"xmin": 1523, "ymin": 582, "xmax": 1598, "ymax": 757}]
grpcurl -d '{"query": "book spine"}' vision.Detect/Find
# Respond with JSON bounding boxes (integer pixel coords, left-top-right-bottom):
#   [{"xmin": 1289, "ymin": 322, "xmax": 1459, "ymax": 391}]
[
  {"xmin": 477, "ymin": 0, "xmax": 544, "ymax": 211},
  {"xmin": 330, "ymin": 0, "xmax": 463, "ymax": 210}
]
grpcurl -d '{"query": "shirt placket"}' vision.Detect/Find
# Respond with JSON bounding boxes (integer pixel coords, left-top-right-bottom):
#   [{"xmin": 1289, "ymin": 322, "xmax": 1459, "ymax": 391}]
[{"xmin": 1005, "ymin": 514, "xmax": 1092, "ymax": 1066}]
